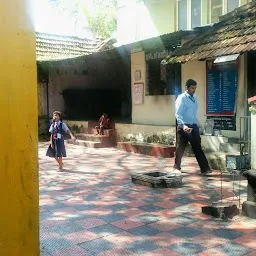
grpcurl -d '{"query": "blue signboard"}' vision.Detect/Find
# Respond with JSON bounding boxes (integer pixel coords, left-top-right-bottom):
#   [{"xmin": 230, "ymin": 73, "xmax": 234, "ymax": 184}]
[{"xmin": 206, "ymin": 61, "xmax": 238, "ymax": 115}]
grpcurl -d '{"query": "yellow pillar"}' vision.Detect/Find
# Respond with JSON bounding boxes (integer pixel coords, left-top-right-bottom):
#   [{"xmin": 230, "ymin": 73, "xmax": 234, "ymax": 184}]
[{"xmin": 0, "ymin": 0, "xmax": 39, "ymax": 255}]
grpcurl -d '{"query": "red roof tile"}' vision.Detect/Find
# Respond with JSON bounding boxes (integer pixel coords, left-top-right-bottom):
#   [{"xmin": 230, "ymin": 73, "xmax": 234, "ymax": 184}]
[
  {"xmin": 162, "ymin": 2, "xmax": 256, "ymax": 64},
  {"xmin": 36, "ymin": 32, "xmax": 116, "ymax": 61}
]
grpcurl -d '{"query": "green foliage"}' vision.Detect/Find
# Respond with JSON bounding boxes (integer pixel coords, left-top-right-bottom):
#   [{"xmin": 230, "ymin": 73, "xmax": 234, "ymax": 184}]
[
  {"xmin": 83, "ymin": 0, "xmax": 117, "ymax": 39},
  {"xmin": 121, "ymin": 132, "xmax": 175, "ymax": 146},
  {"xmin": 71, "ymin": 124, "xmax": 80, "ymax": 133},
  {"xmin": 49, "ymin": 0, "xmax": 117, "ymax": 39}
]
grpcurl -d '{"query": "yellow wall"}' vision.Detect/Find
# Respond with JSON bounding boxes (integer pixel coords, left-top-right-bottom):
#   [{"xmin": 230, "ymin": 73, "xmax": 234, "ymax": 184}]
[
  {"xmin": 131, "ymin": 51, "xmax": 176, "ymax": 126},
  {"xmin": 0, "ymin": 0, "xmax": 39, "ymax": 255},
  {"xmin": 181, "ymin": 56, "xmax": 246, "ymax": 138},
  {"xmin": 181, "ymin": 61, "xmax": 207, "ymax": 128}
]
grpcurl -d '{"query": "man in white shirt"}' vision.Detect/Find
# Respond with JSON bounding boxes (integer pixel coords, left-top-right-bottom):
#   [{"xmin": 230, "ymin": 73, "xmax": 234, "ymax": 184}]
[{"xmin": 174, "ymin": 79, "xmax": 212, "ymax": 175}]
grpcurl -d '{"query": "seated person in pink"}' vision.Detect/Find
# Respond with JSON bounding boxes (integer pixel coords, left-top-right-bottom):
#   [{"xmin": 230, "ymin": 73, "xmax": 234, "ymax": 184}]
[{"xmin": 95, "ymin": 113, "xmax": 110, "ymax": 135}]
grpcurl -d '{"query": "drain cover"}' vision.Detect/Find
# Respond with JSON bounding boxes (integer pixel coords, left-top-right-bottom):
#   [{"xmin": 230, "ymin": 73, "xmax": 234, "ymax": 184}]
[{"xmin": 131, "ymin": 171, "xmax": 182, "ymax": 188}]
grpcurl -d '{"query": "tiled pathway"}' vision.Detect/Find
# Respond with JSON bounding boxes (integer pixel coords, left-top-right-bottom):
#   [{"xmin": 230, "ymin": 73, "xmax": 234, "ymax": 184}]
[{"xmin": 39, "ymin": 143, "xmax": 256, "ymax": 256}]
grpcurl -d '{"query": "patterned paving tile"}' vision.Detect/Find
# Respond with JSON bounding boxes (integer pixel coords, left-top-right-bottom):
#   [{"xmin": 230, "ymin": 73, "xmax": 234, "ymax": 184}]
[
  {"xmin": 215, "ymin": 241, "xmax": 253, "ymax": 256},
  {"xmin": 51, "ymin": 245, "xmax": 89, "ymax": 256},
  {"xmin": 96, "ymin": 213, "xmax": 126, "ymax": 223},
  {"xmin": 154, "ymin": 200, "xmax": 181, "ymax": 209},
  {"xmin": 71, "ymin": 204, "xmax": 98, "ymax": 211},
  {"xmin": 117, "ymin": 207, "xmax": 145, "ymax": 217},
  {"xmin": 84, "ymin": 207, "xmax": 113, "ymax": 216},
  {"xmin": 42, "ymin": 203, "xmax": 67, "ymax": 212},
  {"xmin": 234, "ymin": 234, "xmax": 256, "ymax": 250},
  {"xmin": 49, "ymin": 222, "xmax": 84, "ymax": 235},
  {"xmin": 98, "ymin": 248, "xmax": 137, "ymax": 256},
  {"xmin": 40, "ymin": 211, "xmax": 55, "ymax": 221},
  {"xmin": 104, "ymin": 203, "xmax": 131, "ymax": 211},
  {"xmin": 39, "ymin": 144, "xmax": 256, "ymax": 256},
  {"xmin": 79, "ymin": 237, "xmax": 116, "ymax": 255},
  {"xmin": 211, "ymin": 228, "xmax": 244, "ymax": 240},
  {"xmin": 168, "ymin": 241, "xmax": 206, "ymax": 255},
  {"xmin": 111, "ymin": 218, "xmax": 145, "ymax": 230},
  {"xmin": 64, "ymin": 230, "xmax": 100, "ymax": 244},
  {"xmin": 141, "ymin": 248, "xmax": 182, "ymax": 256},
  {"xmin": 168, "ymin": 216, "xmax": 197, "ymax": 226},
  {"xmin": 41, "ymin": 238, "xmax": 72, "ymax": 253},
  {"xmin": 124, "ymin": 240, "xmax": 159, "ymax": 254},
  {"xmin": 131, "ymin": 214, "xmax": 164, "ymax": 224},
  {"xmin": 104, "ymin": 231, "xmax": 140, "ymax": 247},
  {"xmin": 170, "ymin": 226, "xmax": 203, "ymax": 238},
  {"xmin": 173, "ymin": 197, "xmax": 196, "ymax": 205},
  {"xmin": 40, "ymin": 228, "xmax": 60, "ymax": 240},
  {"xmin": 142, "ymin": 197, "xmax": 163, "ymax": 204},
  {"xmin": 40, "ymin": 249, "xmax": 53, "ymax": 256},
  {"xmin": 149, "ymin": 219, "xmax": 181, "ymax": 232},
  {"xmin": 244, "ymin": 252, "xmax": 256, "ymax": 256},
  {"xmin": 125, "ymin": 200, "xmax": 149, "ymax": 208},
  {"xmin": 129, "ymin": 225, "xmax": 162, "ymax": 237},
  {"xmin": 52, "ymin": 207, "xmax": 78, "ymax": 215},
  {"xmin": 87, "ymin": 224, "xmax": 124, "ymax": 237},
  {"xmin": 145, "ymin": 232, "xmax": 185, "ymax": 247},
  {"xmin": 195, "ymin": 248, "xmax": 228, "ymax": 256},
  {"xmin": 76, "ymin": 217, "xmax": 107, "ymax": 230},
  {"xmin": 138, "ymin": 204, "xmax": 165, "ymax": 212},
  {"xmin": 157, "ymin": 209, "xmax": 181, "ymax": 219},
  {"xmin": 189, "ymin": 233, "xmax": 228, "ymax": 248}
]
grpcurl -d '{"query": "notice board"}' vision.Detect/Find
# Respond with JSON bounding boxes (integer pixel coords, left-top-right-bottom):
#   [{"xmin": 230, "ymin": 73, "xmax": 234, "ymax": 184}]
[
  {"xmin": 206, "ymin": 60, "xmax": 238, "ymax": 116},
  {"xmin": 133, "ymin": 83, "xmax": 144, "ymax": 105},
  {"xmin": 207, "ymin": 116, "xmax": 236, "ymax": 131}
]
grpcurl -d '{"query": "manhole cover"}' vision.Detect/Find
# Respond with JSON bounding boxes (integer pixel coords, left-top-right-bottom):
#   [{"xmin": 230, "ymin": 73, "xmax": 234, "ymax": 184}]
[{"xmin": 131, "ymin": 171, "xmax": 182, "ymax": 188}]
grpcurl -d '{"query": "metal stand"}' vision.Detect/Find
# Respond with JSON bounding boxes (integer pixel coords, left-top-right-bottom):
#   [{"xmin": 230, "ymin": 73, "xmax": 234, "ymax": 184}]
[{"xmin": 202, "ymin": 168, "xmax": 240, "ymax": 219}]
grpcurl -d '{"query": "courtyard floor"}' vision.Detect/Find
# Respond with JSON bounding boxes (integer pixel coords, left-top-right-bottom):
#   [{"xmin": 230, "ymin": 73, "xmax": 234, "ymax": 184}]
[{"xmin": 39, "ymin": 143, "xmax": 256, "ymax": 256}]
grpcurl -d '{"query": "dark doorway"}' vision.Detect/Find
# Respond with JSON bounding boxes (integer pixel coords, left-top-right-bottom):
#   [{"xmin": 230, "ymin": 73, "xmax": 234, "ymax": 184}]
[{"xmin": 61, "ymin": 47, "xmax": 131, "ymax": 122}]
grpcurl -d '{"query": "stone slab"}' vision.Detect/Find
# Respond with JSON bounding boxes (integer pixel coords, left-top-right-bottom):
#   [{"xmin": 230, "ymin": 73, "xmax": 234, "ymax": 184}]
[{"xmin": 130, "ymin": 171, "xmax": 182, "ymax": 188}]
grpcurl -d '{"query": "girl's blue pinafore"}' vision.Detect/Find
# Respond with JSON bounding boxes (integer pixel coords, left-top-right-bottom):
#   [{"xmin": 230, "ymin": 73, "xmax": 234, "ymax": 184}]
[{"xmin": 47, "ymin": 122, "xmax": 66, "ymax": 158}]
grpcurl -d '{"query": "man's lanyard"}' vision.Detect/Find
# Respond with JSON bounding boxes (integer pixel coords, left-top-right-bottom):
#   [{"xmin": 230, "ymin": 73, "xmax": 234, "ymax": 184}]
[{"xmin": 186, "ymin": 94, "xmax": 195, "ymax": 103}]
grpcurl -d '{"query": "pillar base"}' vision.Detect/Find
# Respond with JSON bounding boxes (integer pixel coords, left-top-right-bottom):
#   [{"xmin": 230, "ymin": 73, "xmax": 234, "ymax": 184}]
[
  {"xmin": 242, "ymin": 201, "xmax": 256, "ymax": 219},
  {"xmin": 202, "ymin": 203, "xmax": 240, "ymax": 219}
]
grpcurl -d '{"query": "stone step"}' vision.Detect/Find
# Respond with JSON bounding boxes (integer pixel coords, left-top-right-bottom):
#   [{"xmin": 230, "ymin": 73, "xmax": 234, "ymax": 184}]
[
  {"xmin": 67, "ymin": 139, "xmax": 115, "ymax": 148},
  {"xmin": 88, "ymin": 121, "xmax": 115, "ymax": 129},
  {"xmin": 220, "ymin": 143, "xmax": 241, "ymax": 153},
  {"xmin": 90, "ymin": 128, "xmax": 116, "ymax": 136},
  {"xmin": 75, "ymin": 133, "xmax": 110, "ymax": 143},
  {"xmin": 80, "ymin": 127, "xmax": 115, "ymax": 136},
  {"xmin": 201, "ymin": 135, "xmax": 228, "ymax": 152},
  {"xmin": 206, "ymin": 152, "xmax": 227, "ymax": 171},
  {"xmin": 227, "ymin": 137, "xmax": 240, "ymax": 143}
]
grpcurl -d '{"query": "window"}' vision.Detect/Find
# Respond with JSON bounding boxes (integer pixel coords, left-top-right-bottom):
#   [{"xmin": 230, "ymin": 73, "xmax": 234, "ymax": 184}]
[
  {"xmin": 177, "ymin": 0, "xmax": 201, "ymax": 30},
  {"xmin": 178, "ymin": 0, "xmax": 187, "ymax": 30},
  {"xmin": 191, "ymin": 0, "xmax": 202, "ymax": 28},
  {"xmin": 209, "ymin": 0, "xmax": 241, "ymax": 24},
  {"xmin": 210, "ymin": 0, "xmax": 223, "ymax": 23},
  {"xmin": 227, "ymin": 0, "xmax": 239, "ymax": 13},
  {"xmin": 146, "ymin": 60, "xmax": 181, "ymax": 96}
]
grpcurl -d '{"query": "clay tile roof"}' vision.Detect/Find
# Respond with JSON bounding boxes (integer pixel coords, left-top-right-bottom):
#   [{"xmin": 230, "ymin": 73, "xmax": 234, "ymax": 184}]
[
  {"xmin": 162, "ymin": 1, "xmax": 256, "ymax": 64},
  {"xmin": 36, "ymin": 32, "xmax": 115, "ymax": 61}
]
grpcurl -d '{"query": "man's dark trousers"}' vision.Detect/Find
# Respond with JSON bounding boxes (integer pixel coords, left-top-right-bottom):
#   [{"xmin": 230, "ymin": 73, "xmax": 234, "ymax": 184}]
[{"xmin": 174, "ymin": 124, "xmax": 210, "ymax": 173}]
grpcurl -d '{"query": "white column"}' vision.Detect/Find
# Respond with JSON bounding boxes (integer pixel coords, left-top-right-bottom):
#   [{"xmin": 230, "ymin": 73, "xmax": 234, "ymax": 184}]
[{"xmin": 250, "ymin": 105, "xmax": 256, "ymax": 169}]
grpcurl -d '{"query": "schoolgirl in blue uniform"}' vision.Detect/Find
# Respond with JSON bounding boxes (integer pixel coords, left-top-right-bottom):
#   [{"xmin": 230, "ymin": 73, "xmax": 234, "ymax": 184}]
[{"xmin": 46, "ymin": 111, "xmax": 76, "ymax": 171}]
